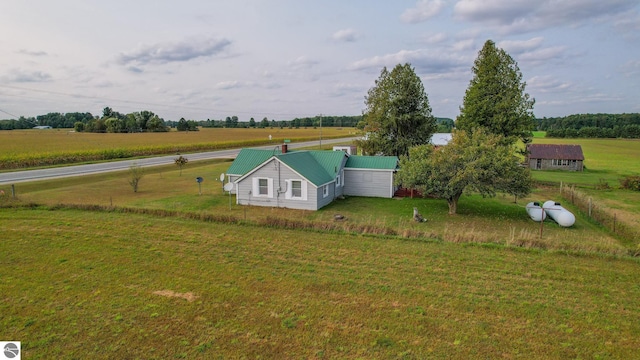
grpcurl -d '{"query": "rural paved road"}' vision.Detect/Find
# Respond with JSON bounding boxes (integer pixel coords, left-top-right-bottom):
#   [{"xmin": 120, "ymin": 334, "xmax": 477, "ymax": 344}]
[{"xmin": 0, "ymin": 137, "xmax": 358, "ymax": 185}]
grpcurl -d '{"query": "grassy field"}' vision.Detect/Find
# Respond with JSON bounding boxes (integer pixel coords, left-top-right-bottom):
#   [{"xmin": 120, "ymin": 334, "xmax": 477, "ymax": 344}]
[
  {"xmin": 0, "ymin": 127, "xmax": 356, "ymax": 170},
  {"xmin": 529, "ymin": 137, "xmax": 640, "ymax": 241},
  {"xmin": 1, "ymin": 132, "xmax": 639, "ymax": 358},
  {"xmin": 1, "ymin": 207, "xmax": 639, "ymax": 359},
  {"xmin": 4, "ymin": 159, "xmax": 633, "ymax": 256}
]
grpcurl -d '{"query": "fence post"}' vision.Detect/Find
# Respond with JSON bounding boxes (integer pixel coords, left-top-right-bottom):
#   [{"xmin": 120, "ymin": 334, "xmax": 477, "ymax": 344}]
[
  {"xmin": 11, "ymin": 184, "xmax": 16, "ymax": 198},
  {"xmin": 588, "ymin": 197, "xmax": 592, "ymax": 217},
  {"xmin": 613, "ymin": 213, "xmax": 616, "ymax": 234}
]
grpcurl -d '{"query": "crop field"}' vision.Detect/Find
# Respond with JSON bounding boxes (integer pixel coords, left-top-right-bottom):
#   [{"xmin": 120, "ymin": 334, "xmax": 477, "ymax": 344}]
[
  {"xmin": 0, "ymin": 127, "xmax": 355, "ymax": 170},
  {"xmin": 1, "ymin": 133, "xmax": 639, "ymax": 358},
  {"xmin": 1, "ymin": 207, "xmax": 639, "ymax": 359}
]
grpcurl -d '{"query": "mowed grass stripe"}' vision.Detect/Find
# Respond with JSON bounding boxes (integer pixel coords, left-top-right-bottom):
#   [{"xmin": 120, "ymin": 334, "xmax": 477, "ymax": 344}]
[{"xmin": 1, "ymin": 208, "xmax": 638, "ymax": 359}]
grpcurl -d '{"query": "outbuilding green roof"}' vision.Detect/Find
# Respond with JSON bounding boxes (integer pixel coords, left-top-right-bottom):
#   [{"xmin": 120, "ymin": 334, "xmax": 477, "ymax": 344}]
[{"xmin": 345, "ymin": 155, "xmax": 398, "ymax": 170}]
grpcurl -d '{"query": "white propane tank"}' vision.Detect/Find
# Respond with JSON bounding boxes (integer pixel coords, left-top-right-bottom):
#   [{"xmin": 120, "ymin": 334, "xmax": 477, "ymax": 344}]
[
  {"xmin": 526, "ymin": 202, "xmax": 546, "ymax": 222},
  {"xmin": 542, "ymin": 200, "xmax": 575, "ymax": 227}
]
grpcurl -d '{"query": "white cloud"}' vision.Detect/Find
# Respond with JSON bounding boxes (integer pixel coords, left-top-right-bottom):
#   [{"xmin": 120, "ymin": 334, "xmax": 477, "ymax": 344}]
[
  {"xmin": 401, "ymin": 0, "xmax": 446, "ymax": 23},
  {"xmin": 527, "ymin": 75, "xmax": 573, "ymax": 93},
  {"xmin": 287, "ymin": 56, "xmax": 319, "ymax": 69},
  {"xmin": 332, "ymin": 28, "xmax": 359, "ymax": 42},
  {"xmin": 17, "ymin": 49, "xmax": 48, "ymax": 57},
  {"xmin": 453, "ymin": 0, "xmax": 639, "ymax": 33},
  {"xmin": 349, "ymin": 49, "xmax": 468, "ymax": 75},
  {"xmin": 2, "ymin": 69, "xmax": 52, "ymax": 82},
  {"xmin": 497, "ymin": 37, "xmax": 544, "ymax": 54},
  {"xmin": 215, "ymin": 80, "xmax": 242, "ymax": 90},
  {"xmin": 116, "ymin": 36, "xmax": 231, "ymax": 67}
]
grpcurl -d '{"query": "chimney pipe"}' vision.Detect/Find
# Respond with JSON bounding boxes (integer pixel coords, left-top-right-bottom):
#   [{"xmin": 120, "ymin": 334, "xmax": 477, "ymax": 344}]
[{"xmin": 281, "ymin": 143, "xmax": 288, "ymax": 154}]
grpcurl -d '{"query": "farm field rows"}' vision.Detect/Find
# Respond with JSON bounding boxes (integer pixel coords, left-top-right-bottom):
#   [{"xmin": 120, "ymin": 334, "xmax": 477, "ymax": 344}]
[
  {"xmin": 1, "ymin": 207, "xmax": 638, "ymax": 359},
  {"xmin": 0, "ymin": 127, "xmax": 355, "ymax": 170}
]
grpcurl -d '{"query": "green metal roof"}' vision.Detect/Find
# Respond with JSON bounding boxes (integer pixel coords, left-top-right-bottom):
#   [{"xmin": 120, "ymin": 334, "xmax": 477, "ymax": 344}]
[
  {"xmin": 228, "ymin": 149, "xmax": 348, "ymax": 186},
  {"xmin": 276, "ymin": 150, "xmax": 346, "ymax": 186},
  {"xmin": 345, "ymin": 155, "xmax": 398, "ymax": 170},
  {"xmin": 226, "ymin": 148, "xmax": 278, "ymax": 176}
]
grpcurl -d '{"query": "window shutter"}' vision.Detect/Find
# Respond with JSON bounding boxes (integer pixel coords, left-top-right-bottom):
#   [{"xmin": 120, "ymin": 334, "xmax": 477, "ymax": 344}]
[
  {"xmin": 285, "ymin": 180, "xmax": 292, "ymax": 199},
  {"xmin": 252, "ymin": 178, "xmax": 259, "ymax": 196},
  {"xmin": 267, "ymin": 178, "xmax": 274, "ymax": 198},
  {"xmin": 301, "ymin": 181, "xmax": 307, "ymax": 201}
]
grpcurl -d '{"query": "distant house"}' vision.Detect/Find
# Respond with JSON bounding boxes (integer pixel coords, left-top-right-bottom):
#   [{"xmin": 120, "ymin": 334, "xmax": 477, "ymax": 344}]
[
  {"xmin": 33, "ymin": 125, "xmax": 52, "ymax": 129},
  {"xmin": 430, "ymin": 133, "xmax": 452, "ymax": 146},
  {"xmin": 226, "ymin": 145, "xmax": 398, "ymax": 210},
  {"xmin": 526, "ymin": 144, "xmax": 585, "ymax": 171}
]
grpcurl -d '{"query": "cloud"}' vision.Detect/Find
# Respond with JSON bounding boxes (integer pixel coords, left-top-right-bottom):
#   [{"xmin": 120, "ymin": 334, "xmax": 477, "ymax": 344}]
[
  {"xmin": 418, "ymin": 32, "xmax": 448, "ymax": 44},
  {"xmin": 2, "ymin": 69, "xmax": 52, "ymax": 82},
  {"xmin": 215, "ymin": 81, "xmax": 242, "ymax": 90},
  {"xmin": 527, "ymin": 75, "xmax": 573, "ymax": 93},
  {"xmin": 287, "ymin": 56, "xmax": 319, "ymax": 69},
  {"xmin": 453, "ymin": 0, "xmax": 639, "ymax": 33},
  {"xmin": 117, "ymin": 36, "xmax": 231, "ymax": 67},
  {"xmin": 401, "ymin": 0, "xmax": 445, "ymax": 23},
  {"xmin": 497, "ymin": 37, "xmax": 544, "ymax": 54},
  {"xmin": 348, "ymin": 49, "xmax": 468, "ymax": 74},
  {"xmin": 17, "ymin": 49, "xmax": 48, "ymax": 56},
  {"xmin": 332, "ymin": 28, "xmax": 359, "ymax": 42}
]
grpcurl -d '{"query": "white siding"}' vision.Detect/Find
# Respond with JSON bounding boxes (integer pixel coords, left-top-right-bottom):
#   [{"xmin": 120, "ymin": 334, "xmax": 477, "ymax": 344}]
[
  {"xmin": 343, "ymin": 169, "xmax": 395, "ymax": 198},
  {"xmin": 235, "ymin": 159, "xmax": 321, "ymax": 210}
]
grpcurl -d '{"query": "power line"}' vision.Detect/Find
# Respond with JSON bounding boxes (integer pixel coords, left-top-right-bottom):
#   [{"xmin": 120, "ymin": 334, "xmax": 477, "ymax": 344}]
[{"xmin": 0, "ymin": 108, "xmax": 19, "ymax": 119}]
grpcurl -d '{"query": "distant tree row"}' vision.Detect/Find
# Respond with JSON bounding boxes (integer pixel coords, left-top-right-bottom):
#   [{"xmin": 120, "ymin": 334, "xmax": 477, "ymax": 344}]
[
  {"xmin": 546, "ymin": 125, "xmax": 640, "ymax": 138},
  {"xmin": 538, "ymin": 113, "xmax": 640, "ymax": 130},
  {"xmin": 73, "ymin": 108, "xmax": 168, "ymax": 133}
]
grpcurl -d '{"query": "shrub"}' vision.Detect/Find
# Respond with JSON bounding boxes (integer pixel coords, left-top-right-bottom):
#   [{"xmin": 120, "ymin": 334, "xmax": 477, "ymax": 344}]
[{"xmin": 620, "ymin": 175, "xmax": 640, "ymax": 191}]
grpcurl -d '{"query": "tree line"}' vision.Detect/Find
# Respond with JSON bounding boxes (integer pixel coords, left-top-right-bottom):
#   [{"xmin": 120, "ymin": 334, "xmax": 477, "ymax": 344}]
[
  {"xmin": 0, "ymin": 111, "xmax": 367, "ymax": 131},
  {"xmin": 538, "ymin": 113, "xmax": 640, "ymax": 138}
]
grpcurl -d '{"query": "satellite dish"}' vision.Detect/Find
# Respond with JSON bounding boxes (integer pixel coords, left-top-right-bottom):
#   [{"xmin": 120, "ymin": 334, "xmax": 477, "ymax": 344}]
[
  {"xmin": 219, "ymin": 173, "xmax": 225, "ymax": 182},
  {"xmin": 223, "ymin": 183, "xmax": 234, "ymax": 192},
  {"xmin": 196, "ymin": 176, "xmax": 204, "ymax": 183}
]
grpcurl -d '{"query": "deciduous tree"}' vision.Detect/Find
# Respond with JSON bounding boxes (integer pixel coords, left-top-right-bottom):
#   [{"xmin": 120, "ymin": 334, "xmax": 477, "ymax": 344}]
[{"xmin": 396, "ymin": 129, "xmax": 530, "ymax": 215}]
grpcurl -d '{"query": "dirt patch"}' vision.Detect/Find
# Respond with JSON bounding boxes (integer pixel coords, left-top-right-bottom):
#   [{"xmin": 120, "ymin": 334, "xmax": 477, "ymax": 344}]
[{"xmin": 152, "ymin": 290, "xmax": 198, "ymax": 302}]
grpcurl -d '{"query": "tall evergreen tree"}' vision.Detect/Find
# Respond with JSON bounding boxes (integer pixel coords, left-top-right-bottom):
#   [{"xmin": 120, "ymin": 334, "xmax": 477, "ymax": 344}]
[
  {"xmin": 457, "ymin": 40, "xmax": 535, "ymax": 144},
  {"xmin": 357, "ymin": 63, "xmax": 437, "ymax": 157}
]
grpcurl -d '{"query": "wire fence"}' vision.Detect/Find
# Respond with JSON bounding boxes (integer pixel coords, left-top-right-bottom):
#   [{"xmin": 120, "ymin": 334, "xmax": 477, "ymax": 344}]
[{"xmin": 560, "ymin": 184, "xmax": 639, "ymax": 247}]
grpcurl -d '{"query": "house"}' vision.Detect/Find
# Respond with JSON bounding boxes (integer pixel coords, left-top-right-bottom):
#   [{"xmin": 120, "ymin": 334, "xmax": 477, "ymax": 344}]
[
  {"xmin": 526, "ymin": 144, "xmax": 585, "ymax": 171},
  {"xmin": 33, "ymin": 125, "xmax": 52, "ymax": 129},
  {"xmin": 226, "ymin": 145, "xmax": 398, "ymax": 210},
  {"xmin": 430, "ymin": 133, "xmax": 452, "ymax": 146}
]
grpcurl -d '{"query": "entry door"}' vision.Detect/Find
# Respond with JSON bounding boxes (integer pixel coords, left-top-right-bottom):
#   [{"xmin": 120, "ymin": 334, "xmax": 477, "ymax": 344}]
[{"xmin": 536, "ymin": 159, "xmax": 542, "ymax": 170}]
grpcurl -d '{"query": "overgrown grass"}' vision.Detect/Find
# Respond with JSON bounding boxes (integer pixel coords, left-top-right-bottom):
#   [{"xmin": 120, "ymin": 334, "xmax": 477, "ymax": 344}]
[{"xmin": 1, "ymin": 207, "xmax": 638, "ymax": 359}]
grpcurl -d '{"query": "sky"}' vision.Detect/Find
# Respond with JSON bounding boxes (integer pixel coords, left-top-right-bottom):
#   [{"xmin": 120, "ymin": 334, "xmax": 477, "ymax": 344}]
[{"xmin": 1, "ymin": 0, "xmax": 639, "ymax": 122}]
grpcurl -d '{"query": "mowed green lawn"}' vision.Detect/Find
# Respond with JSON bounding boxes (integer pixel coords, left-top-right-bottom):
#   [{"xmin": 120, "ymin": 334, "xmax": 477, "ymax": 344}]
[{"xmin": 1, "ymin": 208, "xmax": 639, "ymax": 359}]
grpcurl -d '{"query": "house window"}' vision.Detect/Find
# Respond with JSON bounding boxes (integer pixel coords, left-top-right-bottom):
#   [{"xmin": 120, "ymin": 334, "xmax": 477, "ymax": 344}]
[
  {"xmin": 252, "ymin": 177, "xmax": 273, "ymax": 198},
  {"xmin": 285, "ymin": 179, "xmax": 307, "ymax": 200},
  {"xmin": 323, "ymin": 184, "xmax": 329, "ymax": 198},
  {"xmin": 291, "ymin": 180, "xmax": 302, "ymax": 198},
  {"xmin": 336, "ymin": 173, "xmax": 341, "ymax": 187},
  {"xmin": 258, "ymin": 178, "xmax": 269, "ymax": 195}
]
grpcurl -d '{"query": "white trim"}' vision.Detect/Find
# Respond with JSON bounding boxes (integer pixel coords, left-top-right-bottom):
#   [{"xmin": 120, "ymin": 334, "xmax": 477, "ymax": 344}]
[
  {"xmin": 285, "ymin": 179, "xmax": 307, "ymax": 200},
  {"xmin": 252, "ymin": 177, "xmax": 273, "ymax": 198},
  {"xmin": 344, "ymin": 168, "xmax": 396, "ymax": 172}
]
